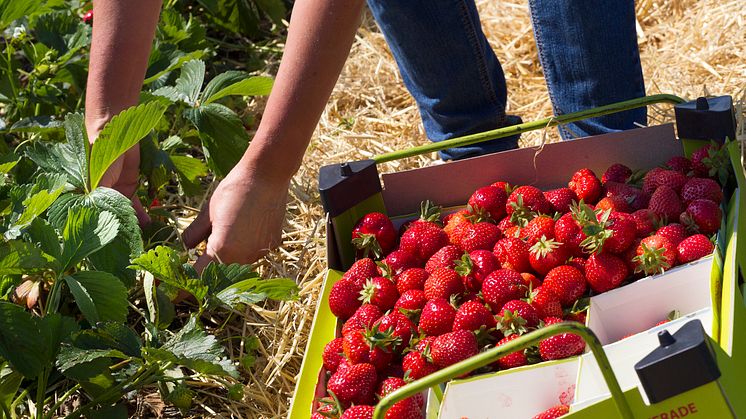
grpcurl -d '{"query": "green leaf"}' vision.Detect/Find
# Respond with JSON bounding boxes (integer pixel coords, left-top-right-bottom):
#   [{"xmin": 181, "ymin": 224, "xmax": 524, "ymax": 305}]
[
  {"xmin": 0, "ymin": 0, "xmax": 60, "ymax": 30},
  {"xmin": 60, "ymin": 206, "xmax": 119, "ymax": 270},
  {"xmin": 215, "ymin": 277, "xmax": 298, "ymax": 307},
  {"xmin": 176, "ymin": 59, "xmax": 205, "ymax": 105},
  {"xmin": 72, "ymin": 322, "xmax": 142, "ymax": 358},
  {"xmin": 143, "ymin": 49, "xmax": 206, "ymax": 85},
  {"xmin": 0, "ymin": 240, "xmax": 54, "ymax": 275},
  {"xmin": 171, "ymin": 155, "xmax": 207, "ymax": 194},
  {"xmin": 200, "ymin": 71, "xmax": 247, "ymax": 103},
  {"xmin": 89, "ymin": 102, "xmax": 167, "ymax": 190},
  {"xmin": 151, "ymin": 86, "xmax": 188, "ymax": 104},
  {"xmin": 201, "ymin": 262, "xmax": 257, "ymax": 292},
  {"xmin": 65, "ymin": 271, "xmax": 128, "ymax": 323},
  {"xmin": 8, "ymin": 115, "xmax": 63, "ymax": 133},
  {"xmin": 0, "ymin": 152, "xmax": 19, "ymax": 174},
  {"xmin": 202, "ymin": 76, "xmax": 273, "ymax": 105},
  {"xmin": 129, "ymin": 246, "xmax": 208, "ymax": 304},
  {"xmin": 14, "ymin": 186, "xmax": 64, "ymax": 228},
  {"xmin": 57, "ymin": 346, "xmax": 129, "ymax": 373},
  {"xmin": 24, "ymin": 218, "xmax": 61, "ymax": 260},
  {"xmin": 254, "ymin": 0, "xmax": 286, "ymax": 24},
  {"xmin": 0, "ymin": 369, "xmax": 22, "ymax": 413},
  {"xmin": 184, "ymin": 103, "xmax": 249, "ymax": 178},
  {"xmin": 25, "ymin": 113, "xmax": 89, "ymax": 190}
]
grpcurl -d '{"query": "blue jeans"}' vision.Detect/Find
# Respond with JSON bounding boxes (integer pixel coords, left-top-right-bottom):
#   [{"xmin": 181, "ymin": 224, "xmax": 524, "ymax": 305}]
[{"xmin": 367, "ymin": 0, "xmax": 646, "ymax": 160}]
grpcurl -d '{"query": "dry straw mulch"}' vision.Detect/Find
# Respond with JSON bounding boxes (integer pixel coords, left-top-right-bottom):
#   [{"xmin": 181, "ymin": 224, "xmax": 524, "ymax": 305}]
[{"xmin": 170, "ymin": 0, "xmax": 745, "ymax": 417}]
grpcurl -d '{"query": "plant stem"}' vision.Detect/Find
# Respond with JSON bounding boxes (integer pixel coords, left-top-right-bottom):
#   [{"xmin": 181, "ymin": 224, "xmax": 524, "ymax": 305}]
[
  {"xmin": 42, "ymin": 384, "xmax": 81, "ymax": 419},
  {"xmin": 1, "ymin": 402, "xmax": 12, "ymax": 419},
  {"xmin": 44, "ymin": 278, "xmax": 63, "ymax": 316},
  {"xmin": 4, "ymin": 41, "xmax": 17, "ymax": 101},
  {"xmin": 35, "ymin": 368, "xmax": 50, "ymax": 419}
]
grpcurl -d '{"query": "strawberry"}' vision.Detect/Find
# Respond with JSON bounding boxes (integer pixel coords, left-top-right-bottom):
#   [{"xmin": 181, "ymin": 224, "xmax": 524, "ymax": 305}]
[
  {"xmin": 460, "ymin": 222, "xmax": 502, "ymax": 252},
  {"xmin": 507, "ymin": 186, "xmax": 552, "ymax": 218},
  {"xmin": 376, "ymin": 311, "xmax": 417, "ymax": 351},
  {"xmin": 520, "ymin": 272, "xmax": 541, "ymax": 290},
  {"xmin": 342, "ymin": 329, "xmax": 395, "ymax": 370},
  {"xmin": 419, "ymin": 298, "xmax": 457, "ymax": 336},
  {"xmin": 529, "ymin": 237, "xmax": 571, "ymax": 276},
  {"xmin": 330, "ymin": 280, "xmax": 363, "ymax": 319},
  {"xmin": 498, "ymin": 299, "xmax": 539, "ymax": 330},
  {"xmin": 495, "ymin": 334, "xmax": 528, "ymax": 369},
  {"xmin": 424, "ymin": 267, "xmax": 464, "ymax": 300},
  {"xmin": 643, "ymin": 169, "xmax": 688, "ymax": 195},
  {"xmin": 680, "ymin": 177, "xmax": 723, "ymax": 205},
  {"xmin": 352, "ymin": 212, "xmax": 397, "ymax": 259},
  {"xmin": 544, "ymin": 188, "xmax": 578, "ymax": 214},
  {"xmin": 396, "ymin": 268, "xmax": 429, "ymax": 294},
  {"xmin": 314, "ymin": 398, "xmax": 341, "ymax": 419},
  {"xmin": 603, "ymin": 181, "xmax": 649, "ymax": 211},
  {"xmin": 431, "ymin": 330, "xmax": 478, "ymax": 368},
  {"xmin": 602, "ymin": 163, "xmax": 632, "ymax": 184},
  {"xmin": 554, "ymin": 212, "xmax": 586, "ymax": 256},
  {"xmin": 323, "ymin": 338, "xmax": 345, "ymax": 373},
  {"xmin": 399, "ymin": 224, "xmax": 449, "ymax": 262},
  {"xmin": 468, "ymin": 185, "xmax": 508, "ymax": 221},
  {"xmin": 665, "ymin": 156, "xmax": 692, "ymax": 174},
  {"xmin": 634, "ymin": 234, "xmax": 676, "ymax": 275},
  {"xmin": 425, "ymin": 245, "xmax": 462, "ymax": 273},
  {"xmin": 630, "ymin": 209, "xmax": 659, "ymax": 237},
  {"xmin": 493, "ymin": 237, "xmax": 531, "ymax": 272},
  {"xmin": 481, "ymin": 269, "xmax": 527, "ymax": 312},
  {"xmin": 691, "ymin": 143, "xmax": 730, "ymax": 180},
  {"xmin": 621, "ymin": 238, "xmax": 642, "ymax": 275},
  {"xmin": 327, "ymin": 362, "xmax": 378, "ymax": 406},
  {"xmin": 341, "ymin": 406, "xmax": 374, "ymax": 419},
  {"xmin": 377, "ymin": 377, "xmax": 425, "ymax": 410},
  {"xmin": 529, "ymin": 286, "xmax": 563, "ymax": 319},
  {"xmin": 360, "ymin": 277, "xmax": 399, "ymax": 312},
  {"xmin": 497, "ymin": 216, "xmax": 517, "ymax": 234},
  {"xmin": 656, "ymin": 223, "xmax": 688, "ymax": 247},
  {"xmin": 456, "ymin": 250, "xmax": 498, "ymax": 292},
  {"xmin": 680, "ymin": 199, "xmax": 722, "ymax": 235},
  {"xmin": 384, "ymin": 397, "xmax": 423, "ymax": 419},
  {"xmin": 569, "ymin": 168, "xmax": 602, "ymax": 204},
  {"xmin": 382, "ymin": 250, "xmax": 421, "ymax": 276},
  {"xmin": 648, "ymin": 185, "xmax": 683, "ymax": 222},
  {"xmin": 566, "ymin": 257, "xmax": 586, "ymax": 275},
  {"xmin": 342, "ymin": 304, "xmax": 383, "ymax": 336},
  {"xmin": 542, "ymin": 266, "xmax": 587, "ymax": 307},
  {"xmin": 585, "ymin": 253, "xmax": 628, "ymax": 293},
  {"xmin": 595, "ymin": 195, "xmax": 631, "ymax": 213},
  {"xmin": 394, "ymin": 289, "xmax": 427, "ymax": 316},
  {"xmin": 453, "ymin": 300, "xmax": 497, "ymax": 332},
  {"xmin": 522, "ymin": 215, "xmax": 556, "ymax": 245},
  {"xmin": 579, "ymin": 209, "xmax": 636, "ymax": 254},
  {"xmin": 538, "ymin": 317, "xmax": 585, "ymax": 361},
  {"xmin": 342, "ymin": 258, "xmax": 380, "ymax": 289},
  {"xmin": 82, "ymin": 10, "xmax": 94, "ymax": 25},
  {"xmin": 677, "ymin": 234, "xmax": 715, "ymax": 264},
  {"xmin": 533, "ymin": 405, "xmax": 570, "ymax": 419},
  {"xmin": 401, "ymin": 351, "xmax": 438, "ymax": 380}
]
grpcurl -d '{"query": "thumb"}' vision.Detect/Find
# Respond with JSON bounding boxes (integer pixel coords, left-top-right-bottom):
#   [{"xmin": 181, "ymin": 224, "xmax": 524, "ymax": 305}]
[{"xmin": 182, "ymin": 205, "xmax": 211, "ymax": 249}]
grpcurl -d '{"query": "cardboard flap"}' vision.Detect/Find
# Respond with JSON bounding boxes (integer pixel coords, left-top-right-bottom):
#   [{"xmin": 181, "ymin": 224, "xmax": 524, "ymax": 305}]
[{"xmin": 381, "ymin": 124, "xmax": 679, "ymax": 216}]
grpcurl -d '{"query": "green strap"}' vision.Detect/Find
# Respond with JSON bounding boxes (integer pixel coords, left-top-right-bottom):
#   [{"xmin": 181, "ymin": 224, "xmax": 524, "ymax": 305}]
[
  {"xmin": 373, "ymin": 93, "xmax": 685, "ymax": 163},
  {"xmin": 372, "ymin": 322, "xmax": 634, "ymax": 419}
]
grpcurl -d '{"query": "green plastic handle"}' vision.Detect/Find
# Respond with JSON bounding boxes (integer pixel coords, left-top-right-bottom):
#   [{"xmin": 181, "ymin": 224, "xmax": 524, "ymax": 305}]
[
  {"xmin": 372, "ymin": 322, "xmax": 634, "ymax": 419},
  {"xmin": 373, "ymin": 94, "xmax": 685, "ymax": 163}
]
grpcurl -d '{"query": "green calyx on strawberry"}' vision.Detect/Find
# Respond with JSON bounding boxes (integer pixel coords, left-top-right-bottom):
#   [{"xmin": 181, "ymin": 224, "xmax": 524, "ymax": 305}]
[
  {"xmin": 633, "ymin": 235, "xmax": 675, "ymax": 275},
  {"xmin": 351, "ymin": 233, "xmax": 384, "ymax": 260},
  {"xmin": 351, "ymin": 212, "xmax": 396, "ymax": 259},
  {"xmin": 496, "ymin": 308, "xmax": 529, "ymax": 337},
  {"xmin": 578, "ymin": 207, "xmax": 613, "ymax": 254},
  {"xmin": 315, "ymin": 394, "xmax": 343, "ymax": 419},
  {"xmin": 419, "ymin": 199, "xmax": 443, "ymax": 225},
  {"xmin": 508, "ymin": 194, "xmax": 537, "ymax": 228}
]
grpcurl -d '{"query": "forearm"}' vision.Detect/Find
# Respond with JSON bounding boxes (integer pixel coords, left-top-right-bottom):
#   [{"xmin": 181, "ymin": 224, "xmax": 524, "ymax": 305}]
[
  {"xmin": 240, "ymin": 0, "xmax": 366, "ymax": 181},
  {"xmin": 85, "ymin": 0, "xmax": 162, "ymax": 137}
]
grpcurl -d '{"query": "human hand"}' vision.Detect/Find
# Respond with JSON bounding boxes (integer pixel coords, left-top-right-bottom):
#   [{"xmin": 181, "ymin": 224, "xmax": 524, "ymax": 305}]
[{"xmin": 181, "ymin": 160, "xmax": 289, "ymax": 272}]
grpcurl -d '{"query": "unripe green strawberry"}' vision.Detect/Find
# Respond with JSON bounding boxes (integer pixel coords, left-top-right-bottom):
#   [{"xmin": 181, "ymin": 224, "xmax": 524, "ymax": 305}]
[{"xmin": 165, "ymin": 384, "xmax": 194, "ymax": 412}]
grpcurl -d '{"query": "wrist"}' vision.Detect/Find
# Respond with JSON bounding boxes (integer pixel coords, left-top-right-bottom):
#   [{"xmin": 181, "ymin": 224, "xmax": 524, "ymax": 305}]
[{"xmin": 236, "ymin": 133, "xmax": 304, "ymax": 185}]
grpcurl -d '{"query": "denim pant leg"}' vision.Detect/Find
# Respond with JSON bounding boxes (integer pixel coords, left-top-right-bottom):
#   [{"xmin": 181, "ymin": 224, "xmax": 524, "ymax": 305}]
[
  {"xmin": 367, "ymin": 0, "xmax": 521, "ymax": 160},
  {"xmin": 528, "ymin": 0, "xmax": 647, "ymax": 139}
]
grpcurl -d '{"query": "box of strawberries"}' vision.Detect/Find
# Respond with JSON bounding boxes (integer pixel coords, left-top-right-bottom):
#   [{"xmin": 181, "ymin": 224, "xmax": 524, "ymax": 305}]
[{"xmin": 290, "ymin": 97, "xmax": 745, "ymax": 419}]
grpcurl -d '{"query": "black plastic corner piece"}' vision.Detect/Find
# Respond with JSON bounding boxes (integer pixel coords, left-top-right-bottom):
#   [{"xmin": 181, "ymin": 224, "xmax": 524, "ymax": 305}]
[
  {"xmin": 674, "ymin": 95, "xmax": 736, "ymax": 143},
  {"xmin": 634, "ymin": 320, "xmax": 721, "ymax": 404},
  {"xmin": 318, "ymin": 160, "xmax": 381, "ymax": 217}
]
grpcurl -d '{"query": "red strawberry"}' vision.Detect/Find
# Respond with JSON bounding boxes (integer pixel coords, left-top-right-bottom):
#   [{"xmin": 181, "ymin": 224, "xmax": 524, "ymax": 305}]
[
  {"xmin": 648, "ymin": 185, "xmax": 683, "ymax": 222},
  {"xmin": 342, "ymin": 329, "xmax": 395, "ymax": 370},
  {"xmin": 460, "ymin": 222, "xmax": 503, "ymax": 252},
  {"xmin": 621, "ymin": 238, "xmax": 642, "ymax": 275},
  {"xmin": 603, "ymin": 181, "xmax": 650, "ymax": 211},
  {"xmin": 376, "ymin": 378, "xmax": 425, "ymax": 411},
  {"xmin": 396, "ymin": 268, "xmax": 429, "ymax": 294},
  {"xmin": 384, "ymin": 396, "xmax": 423, "ymax": 419},
  {"xmin": 532, "ymin": 405, "xmax": 570, "ymax": 419},
  {"xmin": 493, "ymin": 237, "xmax": 531, "ymax": 272},
  {"xmin": 529, "ymin": 237, "xmax": 571, "ymax": 276},
  {"xmin": 404, "ymin": 200, "xmax": 443, "ymax": 231},
  {"xmin": 497, "ymin": 216, "xmax": 517, "ymax": 234},
  {"xmin": 419, "ymin": 298, "xmax": 457, "ymax": 336},
  {"xmin": 425, "ymin": 245, "xmax": 462, "ymax": 273},
  {"xmin": 431, "ymin": 330, "xmax": 478, "ymax": 368},
  {"xmin": 82, "ymin": 10, "xmax": 94, "ymax": 24},
  {"xmin": 691, "ymin": 143, "xmax": 729, "ymax": 179},
  {"xmin": 595, "ymin": 195, "xmax": 631, "ymax": 213},
  {"xmin": 499, "ymin": 299, "xmax": 539, "ymax": 329},
  {"xmin": 491, "ymin": 180, "xmax": 512, "ymax": 191},
  {"xmin": 656, "ymin": 223, "xmax": 688, "ymax": 248},
  {"xmin": 352, "ymin": 213, "xmax": 397, "ymax": 259},
  {"xmin": 382, "ymin": 250, "xmax": 421, "ymax": 276},
  {"xmin": 566, "ymin": 257, "xmax": 586, "ymax": 275},
  {"xmin": 522, "ymin": 215, "xmax": 556, "ymax": 245},
  {"xmin": 401, "ymin": 351, "xmax": 438, "ymax": 380},
  {"xmin": 643, "ymin": 169, "xmax": 688, "ymax": 195},
  {"xmin": 342, "ymin": 258, "xmax": 380, "ymax": 289},
  {"xmin": 327, "ymin": 363, "xmax": 378, "ymax": 406},
  {"xmin": 665, "ymin": 156, "xmax": 693, "ymax": 174},
  {"xmin": 544, "ymin": 188, "xmax": 578, "ymax": 214},
  {"xmin": 630, "ymin": 209, "xmax": 659, "ymax": 237},
  {"xmin": 342, "ymin": 304, "xmax": 383, "ymax": 336},
  {"xmin": 543, "ymin": 266, "xmax": 587, "ymax": 307},
  {"xmin": 456, "ymin": 251, "xmax": 498, "ymax": 292},
  {"xmin": 314, "ymin": 398, "xmax": 340, "ymax": 419},
  {"xmin": 602, "ymin": 163, "xmax": 632, "ymax": 184},
  {"xmin": 330, "ymin": 281, "xmax": 363, "ymax": 319},
  {"xmin": 585, "ymin": 253, "xmax": 628, "ymax": 293},
  {"xmin": 569, "ymin": 168, "xmax": 602, "ymax": 204},
  {"xmin": 445, "ymin": 212, "xmax": 472, "ymax": 247},
  {"xmin": 394, "ymin": 289, "xmax": 428, "ymax": 315},
  {"xmin": 538, "ymin": 317, "xmax": 585, "ymax": 361},
  {"xmin": 468, "ymin": 185, "xmax": 508, "ymax": 220},
  {"xmin": 520, "ymin": 272, "xmax": 541, "ymax": 290},
  {"xmin": 424, "ymin": 267, "xmax": 464, "ymax": 300},
  {"xmin": 360, "ymin": 277, "xmax": 399, "ymax": 312},
  {"xmin": 593, "ymin": 211, "xmax": 638, "ymax": 254},
  {"xmin": 507, "ymin": 186, "xmax": 553, "ymax": 217},
  {"xmin": 481, "ymin": 269, "xmax": 527, "ymax": 313},
  {"xmin": 634, "ymin": 234, "xmax": 676, "ymax": 275},
  {"xmin": 399, "ymin": 224, "xmax": 449, "ymax": 262},
  {"xmin": 677, "ymin": 234, "xmax": 715, "ymax": 264},
  {"xmin": 376, "ymin": 311, "xmax": 417, "ymax": 351},
  {"xmin": 681, "ymin": 177, "xmax": 723, "ymax": 205},
  {"xmin": 529, "ymin": 286, "xmax": 563, "ymax": 319},
  {"xmin": 680, "ymin": 199, "xmax": 722, "ymax": 235},
  {"xmin": 341, "ymin": 405, "xmax": 374, "ymax": 419},
  {"xmin": 323, "ymin": 338, "xmax": 345, "ymax": 373},
  {"xmin": 554, "ymin": 212, "xmax": 586, "ymax": 256},
  {"xmin": 453, "ymin": 300, "xmax": 497, "ymax": 332},
  {"xmin": 495, "ymin": 334, "xmax": 528, "ymax": 369}
]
